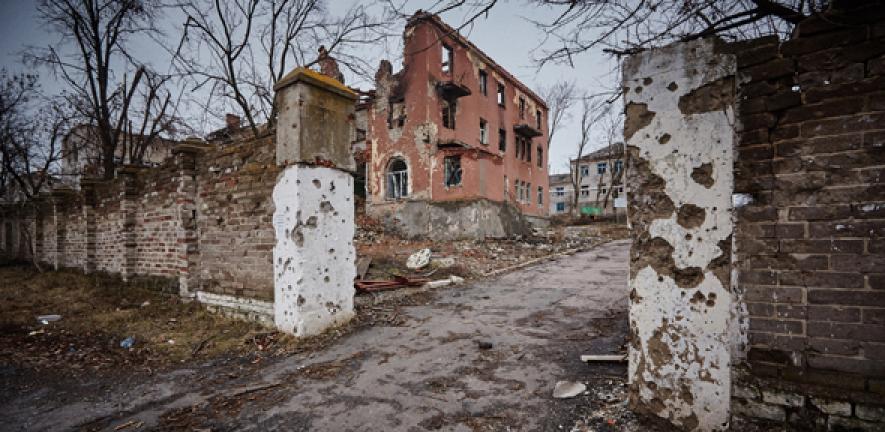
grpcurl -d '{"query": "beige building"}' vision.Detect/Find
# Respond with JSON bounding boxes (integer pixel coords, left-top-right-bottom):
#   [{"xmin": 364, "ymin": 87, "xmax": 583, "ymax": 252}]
[{"xmin": 551, "ymin": 143, "xmax": 624, "ymax": 216}]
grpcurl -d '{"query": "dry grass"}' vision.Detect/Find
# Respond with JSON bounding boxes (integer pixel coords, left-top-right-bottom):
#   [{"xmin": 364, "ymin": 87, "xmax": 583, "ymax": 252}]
[{"xmin": 0, "ymin": 266, "xmax": 274, "ymax": 373}]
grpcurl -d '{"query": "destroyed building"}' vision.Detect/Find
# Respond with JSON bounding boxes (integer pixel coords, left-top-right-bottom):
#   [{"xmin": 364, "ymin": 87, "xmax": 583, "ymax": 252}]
[{"xmin": 359, "ymin": 12, "xmax": 549, "ymax": 239}]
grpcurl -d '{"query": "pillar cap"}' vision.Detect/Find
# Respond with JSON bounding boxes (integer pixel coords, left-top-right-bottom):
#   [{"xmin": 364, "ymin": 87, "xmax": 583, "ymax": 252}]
[
  {"xmin": 173, "ymin": 137, "xmax": 214, "ymax": 154},
  {"xmin": 273, "ymin": 67, "xmax": 357, "ymax": 100}
]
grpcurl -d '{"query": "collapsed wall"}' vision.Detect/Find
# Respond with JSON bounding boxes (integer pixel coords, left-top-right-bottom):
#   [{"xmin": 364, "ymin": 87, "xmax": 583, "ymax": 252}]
[{"xmin": 625, "ymin": 3, "xmax": 885, "ymax": 430}]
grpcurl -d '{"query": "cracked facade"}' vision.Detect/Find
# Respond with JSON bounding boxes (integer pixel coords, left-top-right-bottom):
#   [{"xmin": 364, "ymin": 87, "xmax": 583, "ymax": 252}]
[{"xmin": 358, "ymin": 12, "xmax": 550, "ymax": 239}]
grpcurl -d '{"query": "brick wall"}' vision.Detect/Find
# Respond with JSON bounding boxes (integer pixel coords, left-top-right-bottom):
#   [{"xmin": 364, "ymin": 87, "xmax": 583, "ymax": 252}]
[
  {"xmin": 732, "ymin": 4, "xmax": 885, "ymax": 429},
  {"xmin": 196, "ymin": 133, "xmax": 279, "ymax": 302},
  {"xmin": 0, "ymin": 133, "xmax": 280, "ymax": 312}
]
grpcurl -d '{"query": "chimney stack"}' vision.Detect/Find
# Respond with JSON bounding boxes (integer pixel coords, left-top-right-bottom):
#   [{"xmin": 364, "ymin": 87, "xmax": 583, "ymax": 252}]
[{"xmin": 225, "ymin": 113, "xmax": 241, "ymax": 130}]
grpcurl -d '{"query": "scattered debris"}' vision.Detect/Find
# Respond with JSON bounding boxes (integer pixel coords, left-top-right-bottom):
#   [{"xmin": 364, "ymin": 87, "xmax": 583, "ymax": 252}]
[
  {"xmin": 114, "ymin": 419, "xmax": 143, "ymax": 430},
  {"xmin": 553, "ymin": 380, "xmax": 587, "ymax": 399},
  {"xmin": 37, "ymin": 314, "xmax": 62, "ymax": 324},
  {"xmin": 431, "ymin": 256, "xmax": 456, "ymax": 268},
  {"xmin": 580, "ymin": 354, "xmax": 627, "ymax": 363},
  {"xmin": 355, "ymin": 276, "xmax": 430, "ymax": 293},
  {"xmin": 477, "ymin": 340, "xmax": 493, "ymax": 350},
  {"xmin": 120, "ymin": 336, "xmax": 135, "ymax": 349},
  {"xmin": 406, "ymin": 248, "xmax": 432, "ymax": 269}
]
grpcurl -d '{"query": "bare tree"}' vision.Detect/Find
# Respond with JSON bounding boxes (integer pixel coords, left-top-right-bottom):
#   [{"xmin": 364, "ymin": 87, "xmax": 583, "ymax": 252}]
[
  {"xmin": 174, "ymin": 0, "xmax": 391, "ymax": 136},
  {"xmin": 0, "ymin": 71, "xmax": 74, "ymax": 269},
  {"xmin": 538, "ymin": 80, "xmax": 577, "ymax": 150},
  {"xmin": 593, "ymin": 110, "xmax": 625, "ymax": 214},
  {"xmin": 571, "ymin": 95, "xmax": 611, "ymax": 216},
  {"xmin": 26, "ymin": 0, "xmax": 179, "ymax": 179}
]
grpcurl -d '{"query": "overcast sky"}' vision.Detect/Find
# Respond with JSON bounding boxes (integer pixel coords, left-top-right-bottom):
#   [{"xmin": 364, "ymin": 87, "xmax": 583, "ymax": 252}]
[{"xmin": 0, "ymin": 1, "xmax": 621, "ymax": 174}]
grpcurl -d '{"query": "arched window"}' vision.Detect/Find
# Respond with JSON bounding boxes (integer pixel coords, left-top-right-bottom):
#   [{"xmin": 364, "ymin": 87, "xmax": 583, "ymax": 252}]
[{"xmin": 386, "ymin": 158, "xmax": 408, "ymax": 199}]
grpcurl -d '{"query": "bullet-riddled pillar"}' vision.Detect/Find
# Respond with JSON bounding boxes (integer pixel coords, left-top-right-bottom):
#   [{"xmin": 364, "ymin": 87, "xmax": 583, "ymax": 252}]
[
  {"xmin": 272, "ymin": 68, "xmax": 357, "ymax": 337},
  {"xmin": 623, "ymin": 38, "xmax": 736, "ymax": 431}
]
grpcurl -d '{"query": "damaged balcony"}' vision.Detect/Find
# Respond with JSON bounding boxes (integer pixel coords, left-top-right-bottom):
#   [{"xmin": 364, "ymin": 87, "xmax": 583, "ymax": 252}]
[
  {"xmin": 436, "ymin": 138, "xmax": 469, "ymax": 149},
  {"xmin": 513, "ymin": 123, "xmax": 542, "ymax": 138},
  {"xmin": 435, "ymin": 80, "xmax": 471, "ymax": 101}
]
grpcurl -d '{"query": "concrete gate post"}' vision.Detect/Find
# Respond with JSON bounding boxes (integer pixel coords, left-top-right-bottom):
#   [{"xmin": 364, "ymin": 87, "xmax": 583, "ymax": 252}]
[
  {"xmin": 271, "ymin": 68, "xmax": 358, "ymax": 337},
  {"xmin": 623, "ymin": 38, "xmax": 737, "ymax": 431}
]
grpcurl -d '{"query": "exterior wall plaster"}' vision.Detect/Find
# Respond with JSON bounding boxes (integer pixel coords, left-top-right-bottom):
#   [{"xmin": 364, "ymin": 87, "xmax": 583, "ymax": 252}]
[
  {"xmin": 272, "ymin": 165, "xmax": 355, "ymax": 336},
  {"xmin": 624, "ymin": 37, "xmax": 736, "ymax": 431}
]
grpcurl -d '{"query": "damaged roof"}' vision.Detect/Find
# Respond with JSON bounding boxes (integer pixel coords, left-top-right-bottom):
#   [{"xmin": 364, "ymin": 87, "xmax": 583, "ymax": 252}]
[{"xmin": 406, "ymin": 11, "xmax": 548, "ymax": 110}]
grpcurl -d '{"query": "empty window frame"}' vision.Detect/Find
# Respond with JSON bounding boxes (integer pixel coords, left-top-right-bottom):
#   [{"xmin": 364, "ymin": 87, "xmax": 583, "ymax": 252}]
[
  {"xmin": 614, "ymin": 159, "xmax": 624, "ymax": 173},
  {"xmin": 537, "ymin": 146, "xmax": 543, "ymax": 167},
  {"xmin": 444, "ymin": 155, "xmax": 462, "ymax": 187},
  {"xmin": 580, "ymin": 185, "xmax": 590, "ymax": 197},
  {"xmin": 597, "ymin": 162, "xmax": 607, "ymax": 175},
  {"xmin": 479, "ymin": 70, "xmax": 488, "ymax": 95},
  {"xmin": 519, "ymin": 97, "xmax": 526, "ymax": 119},
  {"xmin": 442, "ymin": 101, "xmax": 456, "ymax": 129},
  {"xmin": 536, "ymin": 110, "xmax": 542, "ymax": 130},
  {"xmin": 498, "ymin": 128, "xmax": 506, "ymax": 152},
  {"xmin": 497, "ymin": 82, "xmax": 505, "ymax": 106},
  {"xmin": 526, "ymin": 140, "xmax": 531, "ymax": 162},
  {"xmin": 537, "ymin": 186, "xmax": 543, "ymax": 206},
  {"xmin": 580, "ymin": 165, "xmax": 590, "ymax": 178},
  {"xmin": 442, "ymin": 44, "xmax": 453, "ymax": 74},
  {"xmin": 479, "ymin": 118, "xmax": 488, "ymax": 145},
  {"xmin": 386, "ymin": 158, "xmax": 409, "ymax": 199}
]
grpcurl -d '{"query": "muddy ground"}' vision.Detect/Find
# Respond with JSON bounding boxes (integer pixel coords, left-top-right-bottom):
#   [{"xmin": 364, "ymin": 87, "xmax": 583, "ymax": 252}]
[{"xmin": 0, "ymin": 239, "xmax": 680, "ymax": 431}]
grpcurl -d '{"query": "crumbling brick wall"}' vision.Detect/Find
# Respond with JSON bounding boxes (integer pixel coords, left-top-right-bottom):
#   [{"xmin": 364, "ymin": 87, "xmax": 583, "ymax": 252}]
[
  {"xmin": 93, "ymin": 180, "xmax": 127, "ymax": 275},
  {"xmin": 731, "ymin": 6, "xmax": 885, "ymax": 429},
  {"xmin": 133, "ymin": 161, "xmax": 181, "ymax": 278},
  {"xmin": 196, "ymin": 133, "xmax": 279, "ymax": 302}
]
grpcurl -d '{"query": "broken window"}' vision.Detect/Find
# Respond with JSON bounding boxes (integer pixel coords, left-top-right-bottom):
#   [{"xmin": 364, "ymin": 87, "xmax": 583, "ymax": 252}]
[
  {"xmin": 527, "ymin": 182, "xmax": 532, "ymax": 202},
  {"xmin": 386, "ymin": 158, "xmax": 409, "ymax": 199},
  {"xmin": 442, "ymin": 101, "xmax": 456, "ymax": 129},
  {"xmin": 355, "ymin": 128, "xmax": 366, "ymax": 142},
  {"xmin": 515, "ymin": 136, "xmax": 522, "ymax": 159},
  {"xmin": 497, "ymin": 83, "xmax": 505, "ymax": 106},
  {"xmin": 614, "ymin": 160, "xmax": 623, "ymax": 173},
  {"xmin": 479, "ymin": 118, "xmax": 488, "ymax": 145},
  {"xmin": 580, "ymin": 165, "xmax": 589, "ymax": 178},
  {"xmin": 537, "ymin": 186, "xmax": 543, "ymax": 206},
  {"xmin": 597, "ymin": 162, "xmax": 607, "ymax": 175},
  {"xmin": 504, "ymin": 175, "xmax": 509, "ymax": 201},
  {"xmin": 444, "ymin": 155, "xmax": 462, "ymax": 187},
  {"xmin": 479, "ymin": 70, "xmax": 488, "ymax": 96},
  {"xmin": 536, "ymin": 110, "xmax": 542, "ymax": 130},
  {"xmin": 526, "ymin": 141, "xmax": 531, "ymax": 162},
  {"xmin": 442, "ymin": 44, "xmax": 453, "ymax": 74},
  {"xmin": 537, "ymin": 147, "xmax": 543, "ymax": 167},
  {"xmin": 519, "ymin": 97, "xmax": 525, "ymax": 119},
  {"xmin": 580, "ymin": 185, "xmax": 590, "ymax": 197},
  {"xmin": 498, "ymin": 128, "xmax": 506, "ymax": 152}
]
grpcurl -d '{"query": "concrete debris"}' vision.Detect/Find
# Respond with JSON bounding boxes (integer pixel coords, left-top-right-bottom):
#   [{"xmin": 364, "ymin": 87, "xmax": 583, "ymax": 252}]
[
  {"xmin": 553, "ymin": 380, "xmax": 587, "ymax": 399},
  {"xmin": 406, "ymin": 248, "xmax": 432, "ymax": 269}
]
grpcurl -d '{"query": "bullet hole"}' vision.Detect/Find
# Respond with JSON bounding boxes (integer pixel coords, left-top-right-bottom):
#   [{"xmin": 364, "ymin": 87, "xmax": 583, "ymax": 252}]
[
  {"xmin": 297, "ymin": 295, "xmax": 305, "ymax": 306},
  {"xmin": 643, "ymin": 77, "xmax": 653, "ymax": 85},
  {"xmin": 635, "ymin": 86, "xmax": 643, "ymax": 94},
  {"xmin": 624, "ymin": 103, "xmax": 656, "ymax": 140},
  {"xmin": 677, "ymin": 204, "xmax": 706, "ymax": 229},
  {"xmin": 659, "ymin": 133, "xmax": 671, "ymax": 145},
  {"xmin": 320, "ymin": 201, "xmax": 334, "ymax": 213},
  {"xmin": 312, "ymin": 179, "xmax": 321, "ymax": 188},
  {"xmin": 324, "ymin": 276, "xmax": 330, "ymax": 283},
  {"xmin": 305, "ymin": 216, "xmax": 318, "ymax": 227},
  {"xmin": 691, "ymin": 163, "xmax": 715, "ymax": 188},
  {"xmin": 667, "ymin": 82, "xmax": 679, "ymax": 91}
]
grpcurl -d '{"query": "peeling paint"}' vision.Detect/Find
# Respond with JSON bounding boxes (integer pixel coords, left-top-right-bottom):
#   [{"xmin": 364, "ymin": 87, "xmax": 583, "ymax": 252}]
[{"xmin": 624, "ymin": 37, "xmax": 736, "ymax": 431}]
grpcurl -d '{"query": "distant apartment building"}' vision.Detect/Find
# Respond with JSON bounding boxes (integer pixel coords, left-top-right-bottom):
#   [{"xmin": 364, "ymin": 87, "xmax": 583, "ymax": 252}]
[
  {"xmin": 357, "ymin": 11, "xmax": 550, "ymax": 238},
  {"xmin": 549, "ymin": 143, "xmax": 625, "ymax": 216}
]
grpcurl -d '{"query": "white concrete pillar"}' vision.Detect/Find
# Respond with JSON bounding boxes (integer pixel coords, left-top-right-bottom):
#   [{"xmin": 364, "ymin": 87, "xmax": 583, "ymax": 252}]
[
  {"xmin": 623, "ymin": 38, "xmax": 737, "ymax": 431},
  {"xmin": 272, "ymin": 68, "xmax": 358, "ymax": 336}
]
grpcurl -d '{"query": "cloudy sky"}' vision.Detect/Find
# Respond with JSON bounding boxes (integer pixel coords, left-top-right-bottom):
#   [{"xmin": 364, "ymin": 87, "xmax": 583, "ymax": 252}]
[{"xmin": 0, "ymin": 1, "xmax": 621, "ymax": 174}]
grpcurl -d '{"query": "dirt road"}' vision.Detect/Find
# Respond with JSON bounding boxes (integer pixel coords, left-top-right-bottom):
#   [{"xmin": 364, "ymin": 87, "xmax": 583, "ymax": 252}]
[{"xmin": 2, "ymin": 240, "xmax": 662, "ymax": 431}]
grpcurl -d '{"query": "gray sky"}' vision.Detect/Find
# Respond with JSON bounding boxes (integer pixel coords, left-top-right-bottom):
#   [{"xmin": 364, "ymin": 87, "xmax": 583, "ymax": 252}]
[{"xmin": 0, "ymin": 1, "xmax": 621, "ymax": 175}]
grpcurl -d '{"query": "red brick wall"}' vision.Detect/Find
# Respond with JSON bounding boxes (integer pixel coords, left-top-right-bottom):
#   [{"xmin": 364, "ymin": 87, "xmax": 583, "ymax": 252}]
[
  {"xmin": 133, "ymin": 161, "xmax": 181, "ymax": 278},
  {"xmin": 195, "ymin": 134, "xmax": 279, "ymax": 301},
  {"xmin": 732, "ymin": 4, "xmax": 885, "ymax": 428}
]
